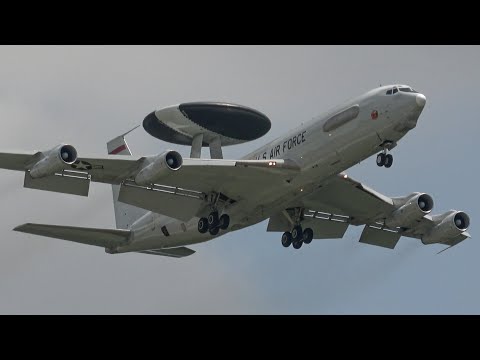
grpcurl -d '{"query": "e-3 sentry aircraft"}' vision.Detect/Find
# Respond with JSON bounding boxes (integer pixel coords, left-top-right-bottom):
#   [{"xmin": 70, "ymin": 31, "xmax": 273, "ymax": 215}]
[{"xmin": 0, "ymin": 85, "xmax": 471, "ymax": 257}]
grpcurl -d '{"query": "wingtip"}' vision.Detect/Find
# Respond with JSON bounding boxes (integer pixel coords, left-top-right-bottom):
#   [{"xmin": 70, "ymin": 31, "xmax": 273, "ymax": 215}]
[{"xmin": 13, "ymin": 223, "xmax": 30, "ymax": 232}]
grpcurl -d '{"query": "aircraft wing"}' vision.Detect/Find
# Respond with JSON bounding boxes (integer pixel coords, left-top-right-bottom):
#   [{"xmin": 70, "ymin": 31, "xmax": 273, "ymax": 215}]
[
  {"xmin": 0, "ymin": 151, "xmax": 299, "ymax": 189},
  {"xmin": 0, "ymin": 150, "xmax": 300, "ymax": 220},
  {"xmin": 269, "ymin": 173, "xmax": 471, "ymax": 250}
]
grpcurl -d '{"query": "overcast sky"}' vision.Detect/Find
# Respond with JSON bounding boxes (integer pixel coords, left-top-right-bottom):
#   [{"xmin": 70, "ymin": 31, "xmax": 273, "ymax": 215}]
[{"xmin": 0, "ymin": 45, "xmax": 477, "ymax": 314}]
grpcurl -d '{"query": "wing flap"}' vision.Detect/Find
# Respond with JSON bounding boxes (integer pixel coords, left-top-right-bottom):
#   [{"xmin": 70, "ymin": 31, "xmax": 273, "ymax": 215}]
[
  {"xmin": 118, "ymin": 182, "xmax": 204, "ymax": 222},
  {"xmin": 359, "ymin": 226, "xmax": 401, "ymax": 249},
  {"xmin": 24, "ymin": 171, "xmax": 90, "ymax": 196},
  {"xmin": 303, "ymin": 217, "xmax": 349, "ymax": 239},
  {"xmin": 14, "ymin": 223, "xmax": 131, "ymax": 248}
]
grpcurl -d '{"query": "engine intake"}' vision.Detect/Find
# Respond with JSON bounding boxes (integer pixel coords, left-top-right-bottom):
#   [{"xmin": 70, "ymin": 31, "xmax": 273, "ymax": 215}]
[
  {"xmin": 453, "ymin": 211, "xmax": 470, "ymax": 230},
  {"xmin": 385, "ymin": 193, "xmax": 434, "ymax": 228},
  {"xmin": 30, "ymin": 144, "xmax": 78, "ymax": 178},
  {"xmin": 422, "ymin": 211, "xmax": 470, "ymax": 244},
  {"xmin": 135, "ymin": 150, "xmax": 183, "ymax": 186}
]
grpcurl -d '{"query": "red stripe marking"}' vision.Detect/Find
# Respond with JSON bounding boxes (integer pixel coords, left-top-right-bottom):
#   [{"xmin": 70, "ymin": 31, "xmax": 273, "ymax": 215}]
[{"xmin": 109, "ymin": 144, "xmax": 127, "ymax": 155}]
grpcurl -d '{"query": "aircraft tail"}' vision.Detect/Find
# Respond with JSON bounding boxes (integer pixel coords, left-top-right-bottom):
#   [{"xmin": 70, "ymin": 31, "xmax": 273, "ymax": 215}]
[{"xmin": 107, "ymin": 126, "xmax": 148, "ymax": 230}]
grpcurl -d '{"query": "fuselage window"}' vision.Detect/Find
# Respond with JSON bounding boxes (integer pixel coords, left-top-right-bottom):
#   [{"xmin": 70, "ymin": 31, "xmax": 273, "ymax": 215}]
[
  {"xmin": 392, "ymin": 87, "xmax": 398, "ymax": 94},
  {"xmin": 386, "ymin": 89, "xmax": 392, "ymax": 95}
]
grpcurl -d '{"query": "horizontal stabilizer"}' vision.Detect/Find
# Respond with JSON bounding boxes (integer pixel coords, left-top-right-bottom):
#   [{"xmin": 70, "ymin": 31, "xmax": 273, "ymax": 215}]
[
  {"xmin": 137, "ymin": 247, "xmax": 195, "ymax": 258},
  {"xmin": 359, "ymin": 226, "xmax": 401, "ymax": 249},
  {"xmin": 14, "ymin": 223, "xmax": 131, "ymax": 248}
]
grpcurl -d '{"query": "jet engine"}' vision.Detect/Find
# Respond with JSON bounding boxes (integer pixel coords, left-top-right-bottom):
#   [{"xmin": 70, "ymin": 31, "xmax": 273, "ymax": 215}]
[
  {"xmin": 135, "ymin": 150, "xmax": 183, "ymax": 186},
  {"xmin": 29, "ymin": 144, "xmax": 78, "ymax": 178},
  {"xmin": 385, "ymin": 193, "xmax": 434, "ymax": 228},
  {"xmin": 422, "ymin": 211, "xmax": 470, "ymax": 244}
]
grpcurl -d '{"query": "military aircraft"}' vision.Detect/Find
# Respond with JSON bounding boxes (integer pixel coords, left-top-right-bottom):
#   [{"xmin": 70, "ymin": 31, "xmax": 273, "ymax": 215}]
[{"xmin": 0, "ymin": 85, "xmax": 471, "ymax": 257}]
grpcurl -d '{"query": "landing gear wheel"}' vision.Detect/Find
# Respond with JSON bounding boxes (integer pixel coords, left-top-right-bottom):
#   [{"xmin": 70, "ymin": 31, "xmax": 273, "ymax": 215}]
[
  {"xmin": 302, "ymin": 228, "xmax": 313, "ymax": 244},
  {"xmin": 281, "ymin": 232, "xmax": 292, "ymax": 248},
  {"xmin": 376, "ymin": 153, "xmax": 386, "ymax": 167},
  {"xmin": 384, "ymin": 154, "xmax": 393, "ymax": 168},
  {"xmin": 291, "ymin": 225, "xmax": 303, "ymax": 242},
  {"xmin": 292, "ymin": 240, "xmax": 303, "ymax": 249},
  {"xmin": 219, "ymin": 214, "xmax": 230, "ymax": 230},
  {"xmin": 207, "ymin": 211, "xmax": 219, "ymax": 229},
  {"xmin": 198, "ymin": 217, "xmax": 209, "ymax": 234},
  {"xmin": 209, "ymin": 227, "xmax": 219, "ymax": 236}
]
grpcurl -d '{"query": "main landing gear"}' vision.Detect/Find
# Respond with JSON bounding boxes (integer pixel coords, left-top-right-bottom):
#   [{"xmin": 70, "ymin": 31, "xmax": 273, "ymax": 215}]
[
  {"xmin": 376, "ymin": 141, "xmax": 394, "ymax": 168},
  {"xmin": 198, "ymin": 211, "xmax": 230, "ymax": 236},
  {"xmin": 281, "ymin": 225, "xmax": 314, "ymax": 250}
]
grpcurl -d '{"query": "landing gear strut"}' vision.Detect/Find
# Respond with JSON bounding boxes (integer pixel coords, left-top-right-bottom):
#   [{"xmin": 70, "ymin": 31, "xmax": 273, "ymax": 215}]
[{"xmin": 376, "ymin": 141, "xmax": 394, "ymax": 168}]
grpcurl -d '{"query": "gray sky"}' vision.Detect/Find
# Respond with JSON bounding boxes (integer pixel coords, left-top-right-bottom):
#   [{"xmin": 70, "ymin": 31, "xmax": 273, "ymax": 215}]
[{"xmin": 0, "ymin": 45, "xmax": 477, "ymax": 314}]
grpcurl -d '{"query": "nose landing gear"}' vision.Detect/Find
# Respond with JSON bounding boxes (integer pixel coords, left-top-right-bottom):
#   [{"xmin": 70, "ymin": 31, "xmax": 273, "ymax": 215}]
[
  {"xmin": 376, "ymin": 141, "xmax": 395, "ymax": 168},
  {"xmin": 376, "ymin": 153, "xmax": 393, "ymax": 168}
]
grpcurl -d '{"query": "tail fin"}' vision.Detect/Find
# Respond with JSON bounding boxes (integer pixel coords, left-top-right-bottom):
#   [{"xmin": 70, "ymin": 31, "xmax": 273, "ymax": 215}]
[{"xmin": 107, "ymin": 126, "xmax": 148, "ymax": 229}]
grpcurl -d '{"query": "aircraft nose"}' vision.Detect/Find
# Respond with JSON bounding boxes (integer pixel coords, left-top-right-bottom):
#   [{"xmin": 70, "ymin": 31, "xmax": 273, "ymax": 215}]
[{"xmin": 416, "ymin": 93, "xmax": 426, "ymax": 108}]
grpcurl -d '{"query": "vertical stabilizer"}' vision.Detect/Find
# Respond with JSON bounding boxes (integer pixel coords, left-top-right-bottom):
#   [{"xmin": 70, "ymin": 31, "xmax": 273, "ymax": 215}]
[{"xmin": 107, "ymin": 126, "xmax": 148, "ymax": 229}]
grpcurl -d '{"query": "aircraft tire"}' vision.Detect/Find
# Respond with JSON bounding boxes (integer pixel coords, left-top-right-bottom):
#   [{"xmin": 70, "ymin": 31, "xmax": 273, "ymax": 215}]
[
  {"xmin": 208, "ymin": 211, "xmax": 219, "ymax": 229},
  {"xmin": 292, "ymin": 225, "xmax": 303, "ymax": 241},
  {"xmin": 219, "ymin": 214, "xmax": 230, "ymax": 230},
  {"xmin": 376, "ymin": 153, "xmax": 386, "ymax": 167},
  {"xmin": 281, "ymin": 232, "xmax": 292, "ymax": 247},
  {"xmin": 198, "ymin": 217, "xmax": 209, "ymax": 234},
  {"xmin": 384, "ymin": 154, "xmax": 393, "ymax": 168},
  {"xmin": 303, "ymin": 228, "xmax": 313, "ymax": 244},
  {"xmin": 209, "ymin": 227, "xmax": 220, "ymax": 236},
  {"xmin": 292, "ymin": 240, "xmax": 303, "ymax": 249}
]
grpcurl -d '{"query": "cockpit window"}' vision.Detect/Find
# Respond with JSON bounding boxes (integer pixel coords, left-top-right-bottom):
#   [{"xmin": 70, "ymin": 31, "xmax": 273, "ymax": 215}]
[
  {"xmin": 399, "ymin": 87, "xmax": 418, "ymax": 93},
  {"xmin": 387, "ymin": 86, "xmax": 418, "ymax": 95}
]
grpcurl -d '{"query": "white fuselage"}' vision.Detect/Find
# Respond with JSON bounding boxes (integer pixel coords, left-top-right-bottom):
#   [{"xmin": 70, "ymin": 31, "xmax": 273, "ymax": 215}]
[{"xmin": 116, "ymin": 85, "xmax": 426, "ymax": 253}]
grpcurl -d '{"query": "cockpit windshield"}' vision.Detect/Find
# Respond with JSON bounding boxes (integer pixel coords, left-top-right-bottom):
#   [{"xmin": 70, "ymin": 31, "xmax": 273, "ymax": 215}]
[
  {"xmin": 399, "ymin": 87, "xmax": 418, "ymax": 93},
  {"xmin": 386, "ymin": 86, "xmax": 418, "ymax": 95}
]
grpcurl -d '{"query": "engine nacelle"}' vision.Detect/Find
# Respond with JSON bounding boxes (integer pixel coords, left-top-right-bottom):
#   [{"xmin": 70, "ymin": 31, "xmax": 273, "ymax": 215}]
[
  {"xmin": 385, "ymin": 193, "xmax": 434, "ymax": 228},
  {"xmin": 134, "ymin": 150, "xmax": 183, "ymax": 186},
  {"xmin": 29, "ymin": 144, "xmax": 78, "ymax": 178},
  {"xmin": 422, "ymin": 211, "xmax": 471, "ymax": 244}
]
